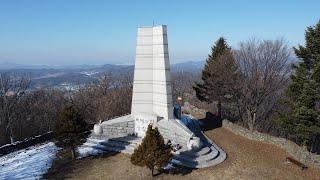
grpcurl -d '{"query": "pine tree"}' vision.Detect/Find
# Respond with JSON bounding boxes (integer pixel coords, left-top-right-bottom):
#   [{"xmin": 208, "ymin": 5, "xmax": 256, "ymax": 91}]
[
  {"xmin": 54, "ymin": 105, "xmax": 89, "ymax": 159},
  {"xmin": 277, "ymin": 20, "xmax": 320, "ymax": 147},
  {"xmin": 193, "ymin": 37, "xmax": 237, "ymax": 118},
  {"xmin": 131, "ymin": 124, "xmax": 172, "ymax": 176}
]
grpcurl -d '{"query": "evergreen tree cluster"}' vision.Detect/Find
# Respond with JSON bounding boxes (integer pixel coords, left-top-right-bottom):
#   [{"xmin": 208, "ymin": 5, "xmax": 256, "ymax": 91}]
[
  {"xmin": 277, "ymin": 20, "xmax": 320, "ymax": 146},
  {"xmin": 131, "ymin": 124, "xmax": 172, "ymax": 176}
]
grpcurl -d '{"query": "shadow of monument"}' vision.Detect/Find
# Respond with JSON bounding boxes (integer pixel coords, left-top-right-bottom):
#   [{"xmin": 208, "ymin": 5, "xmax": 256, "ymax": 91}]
[{"xmin": 198, "ymin": 112, "xmax": 222, "ymax": 131}]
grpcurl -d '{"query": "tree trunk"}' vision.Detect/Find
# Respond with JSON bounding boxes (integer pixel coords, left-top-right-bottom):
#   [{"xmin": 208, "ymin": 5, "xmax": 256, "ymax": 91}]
[
  {"xmin": 246, "ymin": 108, "xmax": 256, "ymax": 131},
  {"xmin": 71, "ymin": 147, "xmax": 76, "ymax": 159},
  {"xmin": 252, "ymin": 112, "xmax": 256, "ymax": 131},
  {"xmin": 10, "ymin": 129, "xmax": 14, "ymax": 143},
  {"xmin": 217, "ymin": 101, "xmax": 222, "ymax": 119},
  {"xmin": 151, "ymin": 168, "xmax": 154, "ymax": 177}
]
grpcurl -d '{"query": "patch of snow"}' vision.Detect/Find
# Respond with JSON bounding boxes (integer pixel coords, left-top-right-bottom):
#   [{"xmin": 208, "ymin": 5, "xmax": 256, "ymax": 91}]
[
  {"xmin": 162, "ymin": 162, "xmax": 175, "ymax": 170},
  {"xmin": 77, "ymin": 138, "xmax": 106, "ymax": 158},
  {"xmin": 0, "ymin": 137, "xmax": 111, "ymax": 179},
  {"xmin": 57, "ymin": 83, "xmax": 79, "ymax": 91},
  {"xmin": 170, "ymin": 159, "xmax": 183, "ymax": 165},
  {"xmin": 0, "ymin": 143, "xmax": 13, "ymax": 149},
  {"xmin": 32, "ymin": 73, "xmax": 65, "ymax": 80},
  {"xmin": 0, "ymin": 142, "xmax": 59, "ymax": 179},
  {"xmin": 81, "ymin": 71, "xmax": 98, "ymax": 76}
]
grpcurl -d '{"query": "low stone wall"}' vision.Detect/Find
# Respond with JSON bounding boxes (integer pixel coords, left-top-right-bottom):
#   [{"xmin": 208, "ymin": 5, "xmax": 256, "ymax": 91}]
[
  {"xmin": 0, "ymin": 131, "xmax": 54, "ymax": 156},
  {"xmin": 101, "ymin": 121, "xmax": 135, "ymax": 138},
  {"xmin": 222, "ymin": 119, "xmax": 320, "ymax": 169}
]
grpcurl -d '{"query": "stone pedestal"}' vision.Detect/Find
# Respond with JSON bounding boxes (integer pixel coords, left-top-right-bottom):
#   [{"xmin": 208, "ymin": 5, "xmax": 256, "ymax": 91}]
[{"xmin": 93, "ymin": 124, "xmax": 103, "ymax": 135}]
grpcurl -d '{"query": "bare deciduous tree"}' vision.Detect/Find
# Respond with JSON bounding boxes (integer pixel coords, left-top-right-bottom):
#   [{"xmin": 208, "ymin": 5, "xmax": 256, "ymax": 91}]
[
  {"xmin": 69, "ymin": 73, "xmax": 133, "ymax": 123},
  {"xmin": 0, "ymin": 73, "xmax": 30, "ymax": 143},
  {"xmin": 172, "ymin": 71, "xmax": 200, "ymax": 104},
  {"xmin": 0, "ymin": 71, "xmax": 133, "ymax": 146},
  {"xmin": 234, "ymin": 39, "xmax": 291, "ymax": 130}
]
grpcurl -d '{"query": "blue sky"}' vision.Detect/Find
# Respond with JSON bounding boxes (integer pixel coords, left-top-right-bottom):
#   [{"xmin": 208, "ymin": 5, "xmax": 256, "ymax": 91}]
[{"xmin": 0, "ymin": 0, "xmax": 319, "ymax": 65}]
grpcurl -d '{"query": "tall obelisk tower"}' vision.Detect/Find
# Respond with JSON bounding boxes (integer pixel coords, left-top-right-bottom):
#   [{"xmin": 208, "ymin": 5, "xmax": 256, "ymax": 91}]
[
  {"xmin": 92, "ymin": 25, "xmax": 226, "ymax": 169},
  {"xmin": 131, "ymin": 25, "xmax": 174, "ymax": 136}
]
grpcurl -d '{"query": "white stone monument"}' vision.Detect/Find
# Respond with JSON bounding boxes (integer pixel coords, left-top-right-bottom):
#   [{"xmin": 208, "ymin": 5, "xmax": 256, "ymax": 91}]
[
  {"xmin": 89, "ymin": 25, "xmax": 226, "ymax": 168},
  {"xmin": 132, "ymin": 25, "xmax": 174, "ymax": 136}
]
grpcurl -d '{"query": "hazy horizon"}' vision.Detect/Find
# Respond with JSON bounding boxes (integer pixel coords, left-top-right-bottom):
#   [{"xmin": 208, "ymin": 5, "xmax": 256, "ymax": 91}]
[
  {"xmin": 0, "ymin": 0, "xmax": 319, "ymax": 66},
  {"xmin": 0, "ymin": 59, "xmax": 205, "ymax": 68}
]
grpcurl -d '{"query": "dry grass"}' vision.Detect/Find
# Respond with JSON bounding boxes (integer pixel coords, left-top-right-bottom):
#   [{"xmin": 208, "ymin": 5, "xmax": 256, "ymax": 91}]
[{"xmin": 45, "ymin": 127, "xmax": 320, "ymax": 180}]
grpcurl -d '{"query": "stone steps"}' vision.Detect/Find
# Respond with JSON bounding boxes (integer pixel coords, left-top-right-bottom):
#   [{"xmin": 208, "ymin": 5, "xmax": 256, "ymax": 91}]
[
  {"xmin": 102, "ymin": 144, "xmax": 135, "ymax": 154},
  {"xmin": 169, "ymin": 126, "xmax": 226, "ymax": 169},
  {"xmin": 85, "ymin": 136, "xmax": 141, "ymax": 154},
  {"xmin": 89, "ymin": 116, "xmax": 226, "ymax": 169},
  {"xmin": 87, "ymin": 139, "xmax": 138, "ymax": 148},
  {"xmin": 82, "ymin": 143, "xmax": 134, "ymax": 154},
  {"xmin": 85, "ymin": 136, "xmax": 224, "ymax": 169},
  {"xmin": 172, "ymin": 153, "xmax": 221, "ymax": 168},
  {"xmin": 174, "ymin": 146, "xmax": 219, "ymax": 162},
  {"xmin": 172, "ymin": 146, "xmax": 225, "ymax": 168},
  {"xmin": 172, "ymin": 146, "xmax": 219, "ymax": 166},
  {"xmin": 179, "ymin": 146, "xmax": 211, "ymax": 157},
  {"xmin": 108, "ymin": 137, "xmax": 142, "ymax": 145}
]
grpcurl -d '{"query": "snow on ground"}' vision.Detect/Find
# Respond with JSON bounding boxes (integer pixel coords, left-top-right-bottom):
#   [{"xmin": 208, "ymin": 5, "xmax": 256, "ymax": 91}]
[
  {"xmin": 81, "ymin": 71, "xmax": 98, "ymax": 76},
  {"xmin": 77, "ymin": 138, "xmax": 106, "ymax": 158},
  {"xmin": 0, "ymin": 137, "xmax": 111, "ymax": 179},
  {"xmin": 0, "ymin": 142, "xmax": 59, "ymax": 180}
]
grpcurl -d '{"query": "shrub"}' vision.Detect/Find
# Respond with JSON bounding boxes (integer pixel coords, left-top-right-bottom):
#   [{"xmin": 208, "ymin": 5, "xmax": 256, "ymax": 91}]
[
  {"xmin": 131, "ymin": 124, "xmax": 172, "ymax": 176},
  {"xmin": 54, "ymin": 105, "xmax": 89, "ymax": 159}
]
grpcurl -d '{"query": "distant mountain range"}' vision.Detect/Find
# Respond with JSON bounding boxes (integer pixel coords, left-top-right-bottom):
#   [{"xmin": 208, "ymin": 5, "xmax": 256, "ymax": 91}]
[
  {"xmin": 0, "ymin": 61, "xmax": 204, "ymax": 89},
  {"xmin": 171, "ymin": 61, "xmax": 204, "ymax": 72},
  {"xmin": 0, "ymin": 61, "xmax": 204, "ymax": 71},
  {"xmin": 0, "ymin": 62, "xmax": 102, "ymax": 70}
]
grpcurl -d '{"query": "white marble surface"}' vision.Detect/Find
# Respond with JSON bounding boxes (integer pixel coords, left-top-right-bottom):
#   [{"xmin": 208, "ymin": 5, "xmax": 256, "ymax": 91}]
[{"xmin": 131, "ymin": 25, "xmax": 174, "ymax": 121}]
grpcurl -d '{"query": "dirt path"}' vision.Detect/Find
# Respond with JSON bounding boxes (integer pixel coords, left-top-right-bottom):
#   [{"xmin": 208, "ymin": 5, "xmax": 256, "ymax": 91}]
[{"xmin": 45, "ymin": 127, "xmax": 320, "ymax": 180}]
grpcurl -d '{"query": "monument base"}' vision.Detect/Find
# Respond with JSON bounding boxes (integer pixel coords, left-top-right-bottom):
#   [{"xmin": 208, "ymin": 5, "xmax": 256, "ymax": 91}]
[
  {"xmin": 95, "ymin": 113, "xmax": 194, "ymax": 147},
  {"xmin": 87, "ymin": 113, "xmax": 226, "ymax": 168}
]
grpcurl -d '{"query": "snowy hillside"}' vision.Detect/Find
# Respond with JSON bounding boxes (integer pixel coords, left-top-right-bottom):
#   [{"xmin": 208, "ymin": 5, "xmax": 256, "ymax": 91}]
[
  {"xmin": 0, "ymin": 142, "xmax": 59, "ymax": 179},
  {"xmin": 0, "ymin": 139, "xmax": 107, "ymax": 179}
]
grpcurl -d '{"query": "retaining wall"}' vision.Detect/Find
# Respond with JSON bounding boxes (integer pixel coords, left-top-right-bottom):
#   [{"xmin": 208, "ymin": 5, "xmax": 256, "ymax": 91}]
[{"xmin": 0, "ymin": 132, "xmax": 54, "ymax": 156}]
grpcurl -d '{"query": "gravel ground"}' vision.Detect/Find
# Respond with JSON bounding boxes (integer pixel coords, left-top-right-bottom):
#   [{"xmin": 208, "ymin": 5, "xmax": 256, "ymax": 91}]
[{"xmin": 45, "ymin": 127, "xmax": 320, "ymax": 180}]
